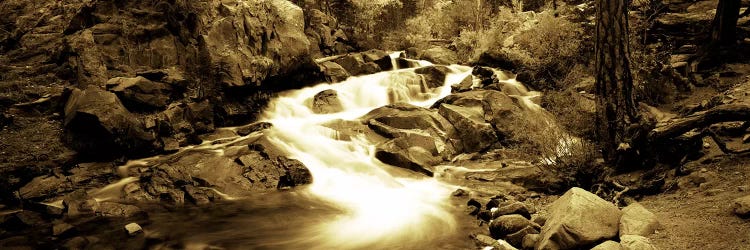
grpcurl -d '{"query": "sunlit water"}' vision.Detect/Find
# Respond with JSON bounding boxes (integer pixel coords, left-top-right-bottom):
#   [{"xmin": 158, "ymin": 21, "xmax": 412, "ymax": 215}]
[{"xmin": 81, "ymin": 54, "xmax": 564, "ymax": 249}]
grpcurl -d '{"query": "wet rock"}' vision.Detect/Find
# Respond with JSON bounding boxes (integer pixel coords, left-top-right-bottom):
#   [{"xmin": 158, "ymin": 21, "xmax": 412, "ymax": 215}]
[
  {"xmin": 97, "ymin": 202, "xmax": 144, "ymax": 218},
  {"xmin": 489, "ymin": 214, "xmax": 539, "ymax": 239},
  {"xmin": 619, "ymin": 202, "xmax": 659, "ymax": 237},
  {"xmin": 311, "ymin": 89, "xmax": 343, "ymax": 114},
  {"xmin": 396, "ymin": 58, "xmax": 420, "ymax": 69},
  {"xmin": 438, "ymin": 103, "xmax": 497, "ymax": 152},
  {"xmin": 124, "ymin": 222, "xmax": 143, "ymax": 236},
  {"xmin": 415, "ymin": 65, "xmax": 453, "ymax": 88},
  {"xmin": 733, "ymin": 195, "xmax": 750, "ymax": 217},
  {"xmin": 52, "ymin": 222, "xmax": 75, "ymax": 236},
  {"xmin": 106, "ymin": 76, "xmax": 172, "ymax": 110},
  {"xmin": 374, "ymin": 137, "xmax": 439, "ymax": 176},
  {"xmin": 493, "ymin": 201, "xmax": 532, "ymax": 220},
  {"xmin": 64, "ymin": 85, "xmax": 154, "ymax": 158},
  {"xmin": 452, "ymin": 74, "xmax": 474, "ymax": 92},
  {"xmin": 536, "ymin": 187, "xmax": 622, "ymax": 250},
  {"xmin": 419, "ymin": 47, "xmax": 458, "ymax": 65},
  {"xmin": 13, "ymin": 211, "xmax": 47, "ymax": 228},
  {"xmin": 591, "ymin": 240, "xmax": 622, "ymax": 250},
  {"xmin": 63, "ymin": 189, "xmax": 99, "ymax": 216},
  {"xmin": 334, "ymin": 53, "xmax": 367, "ymax": 76},
  {"xmin": 236, "ymin": 122, "xmax": 273, "ymax": 136},
  {"xmin": 620, "ymin": 235, "xmax": 657, "ymax": 250},
  {"xmin": 452, "ymin": 188, "xmax": 468, "ymax": 197},
  {"xmin": 361, "ymin": 49, "xmax": 393, "ymax": 71},
  {"xmin": 319, "ymin": 61, "xmax": 350, "ymax": 83}
]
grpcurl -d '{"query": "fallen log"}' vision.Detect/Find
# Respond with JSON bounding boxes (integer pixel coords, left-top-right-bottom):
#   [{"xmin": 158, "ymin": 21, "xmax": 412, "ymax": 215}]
[{"xmin": 649, "ymin": 103, "xmax": 750, "ymax": 141}]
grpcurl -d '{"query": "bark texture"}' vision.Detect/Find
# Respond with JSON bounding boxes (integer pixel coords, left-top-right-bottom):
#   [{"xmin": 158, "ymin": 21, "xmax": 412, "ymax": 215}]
[
  {"xmin": 710, "ymin": 0, "xmax": 741, "ymax": 46},
  {"xmin": 595, "ymin": 0, "xmax": 639, "ymax": 165}
]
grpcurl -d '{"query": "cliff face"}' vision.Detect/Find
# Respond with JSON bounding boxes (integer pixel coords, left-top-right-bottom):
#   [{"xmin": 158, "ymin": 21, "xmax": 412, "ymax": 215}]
[{"xmin": 0, "ymin": 0, "xmax": 320, "ymax": 159}]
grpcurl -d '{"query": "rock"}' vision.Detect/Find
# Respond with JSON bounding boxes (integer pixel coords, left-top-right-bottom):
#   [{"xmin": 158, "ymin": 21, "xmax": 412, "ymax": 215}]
[
  {"xmin": 438, "ymin": 103, "xmax": 497, "ymax": 152},
  {"xmin": 63, "ymin": 236, "xmax": 90, "ymax": 249},
  {"xmin": 19, "ymin": 175, "xmax": 70, "ymax": 201},
  {"xmin": 415, "ymin": 65, "xmax": 453, "ymax": 88},
  {"xmin": 52, "ymin": 222, "xmax": 75, "ymax": 236},
  {"xmin": 124, "ymin": 223, "xmax": 143, "ymax": 236},
  {"xmin": 506, "ymin": 225, "xmax": 539, "ymax": 248},
  {"xmin": 319, "ymin": 61, "xmax": 350, "ymax": 83},
  {"xmin": 106, "ymin": 76, "xmax": 172, "ymax": 110},
  {"xmin": 374, "ymin": 137, "xmax": 439, "ymax": 176},
  {"xmin": 620, "ymin": 235, "xmax": 657, "ymax": 250},
  {"xmin": 452, "ymin": 74, "xmax": 474, "ymax": 92},
  {"xmin": 63, "ymin": 189, "xmax": 99, "ymax": 216},
  {"xmin": 532, "ymin": 214, "xmax": 547, "ymax": 226},
  {"xmin": 334, "ymin": 53, "xmax": 367, "ymax": 76},
  {"xmin": 235, "ymin": 122, "xmax": 272, "ymax": 136},
  {"xmin": 733, "ymin": 195, "xmax": 750, "ymax": 217},
  {"xmin": 536, "ymin": 187, "xmax": 622, "ymax": 250},
  {"xmin": 311, "ymin": 89, "xmax": 344, "ymax": 114},
  {"xmin": 136, "ymin": 67, "xmax": 189, "ymax": 88},
  {"xmin": 452, "ymin": 189, "xmax": 468, "ymax": 197},
  {"xmin": 493, "ymin": 201, "xmax": 532, "ymax": 219},
  {"xmin": 522, "ymin": 234, "xmax": 540, "ymax": 250},
  {"xmin": 64, "ymin": 85, "xmax": 154, "ymax": 158},
  {"xmin": 66, "ymin": 29, "xmax": 108, "ymax": 88},
  {"xmin": 619, "ymin": 203, "xmax": 659, "ymax": 237},
  {"xmin": 97, "ymin": 202, "xmax": 144, "ymax": 218},
  {"xmin": 13, "ymin": 211, "xmax": 46, "ymax": 228},
  {"xmin": 361, "ymin": 49, "xmax": 393, "ymax": 71},
  {"xmin": 419, "ymin": 47, "xmax": 458, "ymax": 65},
  {"xmin": 489, "ymin": 214, "xmax": 539, "ymax": 239},
  {"xmin": 591, "ymin": 241, "xmax": 622, "ymax": 250},
  {"xmin": 473, "ymin": 234, "xmax": 517, "ymax": 250}
]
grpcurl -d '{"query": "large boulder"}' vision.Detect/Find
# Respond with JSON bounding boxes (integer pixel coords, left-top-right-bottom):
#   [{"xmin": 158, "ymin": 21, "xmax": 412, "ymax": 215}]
[
  {"xmin": 438, "ymin": 103, "xmax": 497, "ymax": 152},
  {"xmin": 415, "ymin": 65, "xmax": 453, "ymax": 88},
  {"xmin": 489, "ymin": 214, "xmax": 539, "ymax": 240},
  {"xmin": 63, "ymin": 85, "xmax": 155, "ymax": 158},
  {"xmin": 536, "ymin": 187, "xmax": 622, "ymax": 250},
  {"xmin": 419, "ymin": 47, "xmax": 458, "ymax": 65},
  {"xmin": 619, "ymin": 203, "xmax": 659, "ymax": 237},
  {"xmin": 435, "ymin": 89, "xmax": 526, "ymax": 142},
  {"xmin": 591, "ymin": 241, "xmax": 622, "ymax": 250}
]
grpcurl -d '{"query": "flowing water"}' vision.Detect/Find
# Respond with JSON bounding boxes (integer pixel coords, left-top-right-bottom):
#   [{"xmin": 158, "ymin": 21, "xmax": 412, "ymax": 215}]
[{"xmin": 85, "ymin": 54, "xmax": 554, "ymax": 249}]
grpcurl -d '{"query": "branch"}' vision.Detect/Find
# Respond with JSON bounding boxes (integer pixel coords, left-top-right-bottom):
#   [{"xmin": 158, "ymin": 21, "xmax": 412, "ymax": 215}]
[{"xmin": 649, "ymin": 104, "xmax": 750, "ymax": 141}]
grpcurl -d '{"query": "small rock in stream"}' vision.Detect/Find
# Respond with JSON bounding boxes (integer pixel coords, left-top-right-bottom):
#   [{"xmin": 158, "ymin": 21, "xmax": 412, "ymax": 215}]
[{"xmin": 124, "ymin": 223, "xmax": 143, "ymax": 236}]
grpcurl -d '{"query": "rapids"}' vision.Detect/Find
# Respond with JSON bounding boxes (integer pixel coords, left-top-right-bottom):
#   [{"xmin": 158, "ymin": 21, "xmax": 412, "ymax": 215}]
[{"xmin": 88, "ymin": 53, "xmax": 553, "ymax": 249}]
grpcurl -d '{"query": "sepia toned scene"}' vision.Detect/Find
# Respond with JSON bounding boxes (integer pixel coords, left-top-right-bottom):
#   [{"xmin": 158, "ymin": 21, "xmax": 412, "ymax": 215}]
[{"xmin": 0, "ymin": 0, "xmax": 749, "ymax": 249}]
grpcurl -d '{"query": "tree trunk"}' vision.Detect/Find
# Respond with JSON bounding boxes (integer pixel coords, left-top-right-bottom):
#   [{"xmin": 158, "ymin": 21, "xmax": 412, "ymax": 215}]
[
  {"xmin": 711, "ymin": 0, "xmax": 741, "ymax": 46},
  {"xmin": 595, "ymin": 0, "xmax": 639, "ymax": 166}
]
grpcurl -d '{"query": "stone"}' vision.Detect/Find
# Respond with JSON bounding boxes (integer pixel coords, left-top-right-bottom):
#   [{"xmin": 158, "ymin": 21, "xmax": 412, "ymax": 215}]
[
  {"xmin": 236, "ymin": 122, "xmax": 273, "ymax": 136},
  {"xmin": 319, "ymin": 61, "xmax": 350, "ymax": 83},
  {"xmin": 97, "ymin": 202, "xmax": 144, "ymax": 218},
  {"xmin": 733, "ymin": 195, "xmax": 750, "ymax": 217},
  {"xmin": 419, "ymin": 47, "xmax": 458, "ymax": 65},
  {"xmin": 619, "ymin": 203, "xmax": 659, "ymax": 237},
  {"xmin": 489, "ymin": 214, "xmax": 539, "ymax": 239},
  {"xmin": 19, "ymin": 175, "xmax": 69, "ymax": 201},
  {"xmin": 536, "ymin": 187, "xmax": 622, "ymax": 250},
  {"xmin": 52, "ymin": 222, "xmax": 75, "ymax": 236},
  {"xmin": 591, "ymin": 241, "xmax": 622, "ymax": 250},
  {"xmin": 106, "ymin": 76, "xmax": 172, "ymax": 110},
  {"xmin": 505, "ymin": 225, "xmax": 539, "ymax": 248},
  {"xmin": 64, "ymin": 85, "xmax": 154, "ymax": 158},
  {"xmin": 311, "ymin": 89, "xmax": 344, "ymax": 114},
  {"xmin": 438, "ymin": 104, "xmax": 497, "ymax": 153},
  {"xmin": 473, "ymin": 234, "xmax": 517, "ymax": 250},
  {"xmin": 415, "ymin": 65, "xmax": 453, "ymax": 88},
  {"xmin": 452, "ymin": 74, "xmax": 474, "ymax": 92},
  {"xmin": 63, "ymin": 236, "xmax": 89, "ymax": 249},
  {"xmin": 63, "ymin": 190, "xmax": 99, "ymax": 216},
  {"xmin": 493, "ymin": 201, "xmax": 532, "ymax": 219},
  {"xmin": 124, "ymin": 223, "xmax": 143, "ymax": 236},
  {"xmin": 620, "ymin": 235, "xmax": 657, "ymax": 250},
  {"xmin": 334, "ymin": 54, "xmax": 367, "ymax": 76}
]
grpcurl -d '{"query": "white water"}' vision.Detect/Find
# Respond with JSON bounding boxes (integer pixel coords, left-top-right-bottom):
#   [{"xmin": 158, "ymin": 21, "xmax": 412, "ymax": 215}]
[{"xmin": 258, "ymin": 58, "xmax": 473, "ymax": 249}]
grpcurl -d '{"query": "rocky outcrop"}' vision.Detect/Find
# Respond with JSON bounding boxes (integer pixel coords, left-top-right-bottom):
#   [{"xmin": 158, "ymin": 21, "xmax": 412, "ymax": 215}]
[
  {"xmin": 304, "ymin": 9, "xmax": 352, "ymax": 56},
  {"xmin": 437, "ymin": 103, "xmax": 497, "ymax": 152},
  {"xmin": 310, "ymin": 89, "xmax": 343, "ymax": 114},
  {"xmin": 536, "ymin": 187, "xmax": 622, "ymax": 250},
  {"xmin": 106, "ymin": 76, "xmax": 173, "ymax": 110}
]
